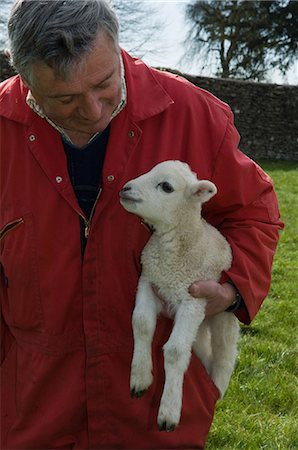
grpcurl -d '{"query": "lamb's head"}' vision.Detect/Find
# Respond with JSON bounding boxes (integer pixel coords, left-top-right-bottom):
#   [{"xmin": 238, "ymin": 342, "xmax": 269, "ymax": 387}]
[{"xmin": 119, "ymin": 160, "xmax": 217, "ymax": 230}]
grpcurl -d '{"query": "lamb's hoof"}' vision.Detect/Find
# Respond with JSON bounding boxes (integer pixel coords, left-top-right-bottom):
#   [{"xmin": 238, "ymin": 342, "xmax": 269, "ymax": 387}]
[
  {"xmin": 130, "ymin": 387, "xmax": 147, "ymax": 399},
  {"xmin": 158, "ymin": 421, "xmax": 176, "ymax": 432}
]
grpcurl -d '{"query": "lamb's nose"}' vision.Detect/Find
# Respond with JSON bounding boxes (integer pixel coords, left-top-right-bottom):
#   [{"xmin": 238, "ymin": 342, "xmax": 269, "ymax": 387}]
[{"xmin": 121, "ymin": 185, "xmax": 132, "ymax": 193}]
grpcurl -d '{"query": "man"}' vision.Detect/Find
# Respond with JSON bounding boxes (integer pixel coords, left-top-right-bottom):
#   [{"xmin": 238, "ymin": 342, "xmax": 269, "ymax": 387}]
[{"xmin": 0, "ymin": 1, "xmax": 283, "ymax": 448}]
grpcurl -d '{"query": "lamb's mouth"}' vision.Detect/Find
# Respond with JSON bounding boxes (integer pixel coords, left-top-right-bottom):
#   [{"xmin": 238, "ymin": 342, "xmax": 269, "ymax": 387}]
[{"xmin": 119, "ymin": 192, "xmax": 143, "ymax": 203}]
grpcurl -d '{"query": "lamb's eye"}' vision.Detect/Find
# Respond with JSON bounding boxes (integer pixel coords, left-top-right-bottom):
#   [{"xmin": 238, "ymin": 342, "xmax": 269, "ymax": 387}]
[{"xmin": 158, "ymin": 182, "xmax": 174, "ymax": 193}]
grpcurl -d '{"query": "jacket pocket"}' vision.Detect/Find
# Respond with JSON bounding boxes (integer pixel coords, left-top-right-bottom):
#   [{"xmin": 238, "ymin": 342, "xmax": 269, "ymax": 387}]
[
  {"xmin": 0, "ymin": 218, "xmax": 25, "ymax": 241},
  {"xmin": 0, "ymin": 210, "xmax": 44, "ymax": 331}
]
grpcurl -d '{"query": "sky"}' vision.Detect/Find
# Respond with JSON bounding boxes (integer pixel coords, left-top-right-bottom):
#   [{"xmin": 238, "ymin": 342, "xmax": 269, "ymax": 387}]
[
  {"xmin": 1, "ymin": 0, "xmax": 297, "ymax": 85},
  {"xmin": 136, "ymin": 0, "xmax": 298, "ymax": 85},
  {"xmin": 135, "ymin": 1, "xmax": 189, "ymax": 70}
]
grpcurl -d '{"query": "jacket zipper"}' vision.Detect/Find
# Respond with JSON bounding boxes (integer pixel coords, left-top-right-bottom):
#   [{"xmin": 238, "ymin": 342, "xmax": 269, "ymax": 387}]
[
  {"xmin": 78, "ymin": 187, "xmax": 103, "ymax": 240},
  {"xmin": 0, "ymin": 218, "xmax": 24, "ymax": 241}
]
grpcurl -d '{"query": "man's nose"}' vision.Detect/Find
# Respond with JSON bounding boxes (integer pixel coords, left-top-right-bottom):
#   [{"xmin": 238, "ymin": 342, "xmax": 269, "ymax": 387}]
[{"xmin": 78, "ymin": 93, "xmax": 103, "ymax": 121}]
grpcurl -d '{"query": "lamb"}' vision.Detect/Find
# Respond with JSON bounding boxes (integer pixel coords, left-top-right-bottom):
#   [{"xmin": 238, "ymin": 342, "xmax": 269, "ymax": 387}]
[{"xmin": 119, "ymin": 160, "xmax": 239, "ymax": 432}]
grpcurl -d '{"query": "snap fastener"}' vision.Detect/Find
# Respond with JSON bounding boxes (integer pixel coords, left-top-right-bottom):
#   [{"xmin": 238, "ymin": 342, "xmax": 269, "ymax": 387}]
[
  {"xmin": 128, "ymin": 130, "xmax": 135, "ymax": 138},
  {"xmin": 107, "ymin": 175, "xmax": 115, "ymax": 182},
  {"xmin": 56, "ymin": 176, "xmax": 63, "ymax": 183},
  {"xmin": 29, "ymin": 134, "xmax": 36, "ymax": 142}
]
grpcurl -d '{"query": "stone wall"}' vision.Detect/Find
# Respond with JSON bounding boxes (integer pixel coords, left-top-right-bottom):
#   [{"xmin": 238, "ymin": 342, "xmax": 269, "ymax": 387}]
[
  {"xmin": 163, "ymin": 68, "xmax": 298, "ymax": 162},
  {"xmin": 1, "ymin": 52, "xmax": 297, "ymax": 161}
]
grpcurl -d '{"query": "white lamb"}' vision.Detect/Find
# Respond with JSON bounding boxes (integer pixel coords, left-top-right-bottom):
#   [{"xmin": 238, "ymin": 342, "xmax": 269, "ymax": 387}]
[{"xmin": 119, "ymin": 160, "xmax": 239, "ymax": 432}]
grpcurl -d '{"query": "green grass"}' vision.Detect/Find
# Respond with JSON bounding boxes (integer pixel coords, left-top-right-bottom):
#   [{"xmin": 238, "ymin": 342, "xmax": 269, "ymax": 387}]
[{"xmin": 206, "ymin": 161, "xmax": 298, "ymax": 449}]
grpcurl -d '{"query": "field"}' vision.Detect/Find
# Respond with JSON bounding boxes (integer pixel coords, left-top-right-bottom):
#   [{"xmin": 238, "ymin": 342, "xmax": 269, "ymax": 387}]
[{"xmin": 206, "ymin": 161, "xmax": 298, "ymax": 449}]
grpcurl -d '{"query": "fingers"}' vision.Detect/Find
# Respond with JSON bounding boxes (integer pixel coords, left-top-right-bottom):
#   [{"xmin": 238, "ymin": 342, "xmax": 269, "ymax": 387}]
[
  {"xmin": 188, "ymin": 280, "xmax": 236, "ymax": 316},
  {"xmin": 188, "ymin": 280, "xmax": 219, "ymax": 298}
]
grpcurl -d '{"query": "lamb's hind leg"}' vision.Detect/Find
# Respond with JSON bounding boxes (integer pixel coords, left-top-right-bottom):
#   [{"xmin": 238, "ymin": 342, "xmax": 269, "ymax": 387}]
[
  {"xmin": 158, "ymin": 298, "xmax": 205, "ymax": 431},
  {"xmin": 208, "ymin": 312, "xmax": 239, "ymax": 398},
  {"xmin": 130, "ymin": 276, "xmax": 161, "ymax": 398}
]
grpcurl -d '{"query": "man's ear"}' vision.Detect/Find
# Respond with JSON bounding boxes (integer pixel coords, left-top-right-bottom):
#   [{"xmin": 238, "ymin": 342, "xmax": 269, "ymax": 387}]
[{"xmin": 189, "ymin": 180, "xmax": 217, "ymax": 203}]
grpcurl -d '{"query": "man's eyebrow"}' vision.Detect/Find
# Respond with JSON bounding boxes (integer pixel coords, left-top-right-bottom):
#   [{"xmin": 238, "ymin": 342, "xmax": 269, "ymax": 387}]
[{"xmin": 48, "ymin": 70, "xmax": 115, "ymax": 98}]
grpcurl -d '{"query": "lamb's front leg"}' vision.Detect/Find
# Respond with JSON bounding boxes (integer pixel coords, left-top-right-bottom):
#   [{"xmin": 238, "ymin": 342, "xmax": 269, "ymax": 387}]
[
  {"xmin": 130, "ymin": 275, "xmax": 161, "ymax": 398},
  {"xmin": 158, "ymin": 298, "xmax": 206, "ymax": 431}
]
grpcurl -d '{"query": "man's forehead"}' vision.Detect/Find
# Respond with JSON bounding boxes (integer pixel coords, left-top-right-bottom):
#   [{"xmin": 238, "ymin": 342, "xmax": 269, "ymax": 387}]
[
  {"xmin": 31, "ymin": 57, "xmax": 118, "ymax": 96},
  {"xmin": 30, "ymin": 31, "xmax": 120, "ymax": 94}
]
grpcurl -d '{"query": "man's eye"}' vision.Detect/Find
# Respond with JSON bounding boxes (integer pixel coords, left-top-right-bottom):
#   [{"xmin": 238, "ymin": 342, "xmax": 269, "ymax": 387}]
[
  {"xmin": 59, "ymin": 97, "xmax": 73, "ymax": 105},
  {"xmin": 157, "ymin": 182, "xmax": 174, "ymax": 193},
  {"xmin": 95, "ymin": 81, "xmax": 108, "ymax": 90}
]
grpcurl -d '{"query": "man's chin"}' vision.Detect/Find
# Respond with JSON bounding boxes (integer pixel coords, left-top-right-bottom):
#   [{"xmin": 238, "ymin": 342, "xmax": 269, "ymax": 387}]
[{"xmin": 67, "ymin": 119, "xmax": 110, "ymax": 136}]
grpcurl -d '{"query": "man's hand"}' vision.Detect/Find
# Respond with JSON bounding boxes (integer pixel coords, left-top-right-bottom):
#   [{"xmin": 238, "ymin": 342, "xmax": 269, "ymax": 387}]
[
  {"xmin": 152, "ymin": 280, "xmax": 237, "ymax": 318},
  {"xmin": 188, "ymin": 280, "xmax": 237, "ymax": 316}
]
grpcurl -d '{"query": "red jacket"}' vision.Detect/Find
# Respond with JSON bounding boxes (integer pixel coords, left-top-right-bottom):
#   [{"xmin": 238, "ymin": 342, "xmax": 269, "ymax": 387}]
[{"xmin": 0, "ymin": 51, "xmax": 282, "ymax": 449}]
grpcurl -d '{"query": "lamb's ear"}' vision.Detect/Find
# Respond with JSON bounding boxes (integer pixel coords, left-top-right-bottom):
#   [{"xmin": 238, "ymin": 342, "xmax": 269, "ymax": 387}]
[{"xmin": 190, "ymin": 180, "xmax": 217, "ymax": 203}]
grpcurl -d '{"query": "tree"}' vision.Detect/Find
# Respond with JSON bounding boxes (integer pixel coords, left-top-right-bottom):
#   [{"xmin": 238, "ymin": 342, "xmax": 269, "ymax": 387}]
[
  {"xmin": 0, "ymin": 1, "xmax": 163, "ymax": 58},
  {"xmin": 184, "ymin": 0, "xmax": 298, "ymax": 81},
  {"xmin": 112, "ymin": 1, "xmax": 164, "ymax": 58}
]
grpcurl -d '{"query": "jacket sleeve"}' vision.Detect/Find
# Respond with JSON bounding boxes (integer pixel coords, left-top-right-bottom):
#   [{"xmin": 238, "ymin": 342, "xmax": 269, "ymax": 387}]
[{"xmin": 204, "ymin": 113, "xmax": 284, "ymax": 325}]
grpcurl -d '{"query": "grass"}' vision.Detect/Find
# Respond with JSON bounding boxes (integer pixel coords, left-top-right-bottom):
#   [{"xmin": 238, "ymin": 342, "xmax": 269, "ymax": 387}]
[{"xmin": 205, "ymin": 160, "xmax": 298, "ymax": 449}]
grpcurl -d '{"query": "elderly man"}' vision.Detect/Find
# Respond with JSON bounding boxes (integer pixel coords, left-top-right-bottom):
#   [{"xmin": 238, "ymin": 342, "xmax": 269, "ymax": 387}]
[{"xmin": 0, "ymin": 1, "xmax": 282, "ymax": 448}]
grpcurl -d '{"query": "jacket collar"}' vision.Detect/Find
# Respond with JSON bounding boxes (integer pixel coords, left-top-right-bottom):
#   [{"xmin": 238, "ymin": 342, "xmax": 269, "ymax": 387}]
[
  {"xmin": 0, "ymin": 49, "xmax": 174, "ymax": 125},
  {"xmin": 121, "ymin": 49, "xmax": 174, "ymax": 121}
]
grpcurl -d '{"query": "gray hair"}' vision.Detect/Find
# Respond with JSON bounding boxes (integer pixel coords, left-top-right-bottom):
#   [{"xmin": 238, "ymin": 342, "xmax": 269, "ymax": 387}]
[{"xmin": 8, "ymin": 0, "xmax": 120, "ymax": 85}]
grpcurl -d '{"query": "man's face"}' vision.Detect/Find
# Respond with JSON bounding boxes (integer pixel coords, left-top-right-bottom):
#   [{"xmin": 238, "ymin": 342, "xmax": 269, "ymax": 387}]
[{"xmin": 29, "ymin": 32, "xmax": 122, "ymax": 138}]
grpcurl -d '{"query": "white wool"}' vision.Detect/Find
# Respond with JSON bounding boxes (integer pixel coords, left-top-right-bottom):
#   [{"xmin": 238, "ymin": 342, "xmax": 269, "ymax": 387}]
[{"xmin": 120, "ymin": 160, "xmax": 239, "ymax": 432}]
